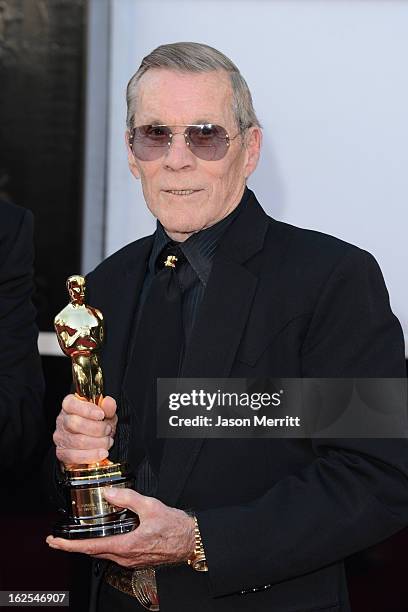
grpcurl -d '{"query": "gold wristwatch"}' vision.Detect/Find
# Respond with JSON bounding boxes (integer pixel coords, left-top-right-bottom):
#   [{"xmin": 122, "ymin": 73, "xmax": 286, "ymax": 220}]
[{"xmin": 187, "ymin": 515, "xmax": 208, "ymax": 572}]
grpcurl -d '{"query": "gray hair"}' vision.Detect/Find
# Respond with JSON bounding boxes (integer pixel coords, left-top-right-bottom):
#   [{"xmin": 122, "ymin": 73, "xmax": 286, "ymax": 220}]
[{"xmin": 126, "ymin": 42, "xmax": 261, "ymax": 133}]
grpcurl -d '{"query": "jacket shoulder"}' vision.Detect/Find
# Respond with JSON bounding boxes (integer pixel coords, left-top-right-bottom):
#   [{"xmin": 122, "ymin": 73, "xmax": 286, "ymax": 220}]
[
  {"xmin": 244, "ymin": 190, "xmax": 365, "ymax": 271},
  {"xmin": 265, "ymin": 216, "xmax": 369, "ymax": 272},
  {"xmin": 260, "ymin": 216, "xmax": 387, "ymax": 312},
  {"xmin": 270, "ymin": 216, "xmax": 361, "ymax": 255}
]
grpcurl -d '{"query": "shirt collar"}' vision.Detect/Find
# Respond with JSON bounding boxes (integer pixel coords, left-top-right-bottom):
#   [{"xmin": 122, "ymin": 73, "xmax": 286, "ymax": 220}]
[{"xmin": 149, "ymin": 187, "xmax": 250, "ymax": 285}]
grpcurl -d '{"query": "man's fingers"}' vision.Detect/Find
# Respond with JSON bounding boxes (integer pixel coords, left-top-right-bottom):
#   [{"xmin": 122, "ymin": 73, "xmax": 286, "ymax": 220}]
[
  {"xmin": 54, "ymin": 430, "xmax": 114, "ymax": 451},
  {"xmin": 53, "ymin": 396, "xmax": 118, "ymax": 467},
  {"xmin": 62, "ymin": 395, "xmax": 104, "ymax": 420},
  {"xmin": 100, "ymin": 396, "xmax": 117, "ymax": 420},
  {"xmin": 103, "ymin": 487, "xmax": 152, "ymax": 515},
  {"xmin": 90, "ymin": 553, "xmax": 146, "ymax": 568},
  {"xmin": 46, "ymin": 535, "xmax": 109, "ymax": 555},
  {"xmin": 56, "ymin": 447, "xmax": 109, "ymax": 465},
  {"xmin": 62, "ymin": 413, "xmax": 114, "ymax": 437},
  {"xmin": 46, "ymin": 531, "xmax": 135, "ymax": 556},
  {"xmin": 91, "ymin": 553, "xmax": 127, "ymax": 564},
  {"xmin": 107, "ymin": 414, "xmax": 118, "ymax": 436}
]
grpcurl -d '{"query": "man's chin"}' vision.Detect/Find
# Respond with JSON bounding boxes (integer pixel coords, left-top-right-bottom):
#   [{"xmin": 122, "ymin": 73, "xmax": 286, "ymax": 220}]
[
  {"xmin": 162, "ymin": 224, "xmax": 202, "ymax": 237},
  {"xmin": 158, "ymin": 217, "xmax": 206, "ymax": 238},
  {"xmin": 158, "ymin": 213, "xmax": 207, "ymax": 236}
]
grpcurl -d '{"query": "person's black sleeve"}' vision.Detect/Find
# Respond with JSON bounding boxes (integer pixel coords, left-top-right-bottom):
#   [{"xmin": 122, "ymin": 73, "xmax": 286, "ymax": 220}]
[{"xmin": 0, "ymin": 205, "xmax": 46, "ymax": 474}]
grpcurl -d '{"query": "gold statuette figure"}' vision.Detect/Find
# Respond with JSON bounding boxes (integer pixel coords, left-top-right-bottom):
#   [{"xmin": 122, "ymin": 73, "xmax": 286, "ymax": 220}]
[
  {"xmin": 52, "ymin": 275, "xmax": 138, "ymax": 539},
  {"xmin": 55, "ymin": 275, "xmax": 104, "ymax": 406}
]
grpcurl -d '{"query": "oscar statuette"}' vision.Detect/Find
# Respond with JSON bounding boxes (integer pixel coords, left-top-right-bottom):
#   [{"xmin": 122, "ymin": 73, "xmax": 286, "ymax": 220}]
[{"xmin": 52, "ymin": 275, "xmax": 139, "ymax": 539}]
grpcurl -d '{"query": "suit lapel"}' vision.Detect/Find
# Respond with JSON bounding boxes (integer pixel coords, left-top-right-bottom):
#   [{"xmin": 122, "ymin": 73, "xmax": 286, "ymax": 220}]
[{"xmin": 158, "ymin": 191, "xmax": 270, "ymax": 505}]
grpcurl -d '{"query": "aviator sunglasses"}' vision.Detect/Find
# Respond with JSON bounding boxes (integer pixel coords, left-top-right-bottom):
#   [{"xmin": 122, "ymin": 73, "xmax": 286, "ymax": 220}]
[{"xmin": 128, "ymin": 124, "xmax": 241, "ymax": 162}]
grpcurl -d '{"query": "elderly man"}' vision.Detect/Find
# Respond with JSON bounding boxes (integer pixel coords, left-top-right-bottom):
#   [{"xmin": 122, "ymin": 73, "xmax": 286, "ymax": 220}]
[{"xmin": 47, "ymin": 43, "xmax": 408, "ymax": 612}]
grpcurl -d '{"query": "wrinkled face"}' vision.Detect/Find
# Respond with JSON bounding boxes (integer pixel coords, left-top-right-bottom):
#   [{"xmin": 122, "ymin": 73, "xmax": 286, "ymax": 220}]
[{"xmin": 126, "ymin": 69, "xmax": 261, "ymax": 240}]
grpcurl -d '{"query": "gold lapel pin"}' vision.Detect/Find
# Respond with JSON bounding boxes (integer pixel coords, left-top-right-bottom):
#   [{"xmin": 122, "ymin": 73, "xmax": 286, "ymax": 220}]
[{"xmin": 164, "ymin": 255, "xmax": 178, "ymax": 268}]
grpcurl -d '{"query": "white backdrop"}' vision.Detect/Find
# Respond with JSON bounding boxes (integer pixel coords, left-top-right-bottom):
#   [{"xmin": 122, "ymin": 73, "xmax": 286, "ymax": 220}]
[{"xmin": 102, "ymin": 0, "xmax": 408, "ymax": 351}]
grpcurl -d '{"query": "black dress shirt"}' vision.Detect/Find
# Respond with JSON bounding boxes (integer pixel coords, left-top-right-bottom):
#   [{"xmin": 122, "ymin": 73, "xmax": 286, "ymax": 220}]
[
  {"xmin": 135, "ymin": 187, "xmax": 250, "ymax": 348},
  {"xmin": 128, "ymin": 188, "xmax": 250, "ymax": 491}
]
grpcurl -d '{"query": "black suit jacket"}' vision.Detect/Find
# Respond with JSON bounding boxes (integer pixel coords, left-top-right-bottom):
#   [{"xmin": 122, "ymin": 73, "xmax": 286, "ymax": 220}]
[
  {"xmin": 81, "ymin": 190, "xmax": 407, "ymax": 612},
  {"xmin": 0, "ymin": 200, "xmax": 45, "ymax": 476}
]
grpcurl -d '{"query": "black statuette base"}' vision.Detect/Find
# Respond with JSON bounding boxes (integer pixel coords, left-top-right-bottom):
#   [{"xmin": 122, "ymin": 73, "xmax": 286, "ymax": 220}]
[
  {"xmin": 53, "ymin": 461, "xmax": 138, "ymax": 540},
  {"xmin": 53, "ymin": 511, "xmax": 139, "ymax": 539}
]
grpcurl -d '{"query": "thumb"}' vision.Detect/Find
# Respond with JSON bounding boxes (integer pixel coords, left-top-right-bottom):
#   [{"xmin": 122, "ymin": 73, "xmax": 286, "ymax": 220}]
[
  {"xmin": 103, "ymin": 487, "xmax": 144, "ymax": 513},
  {"xmin": 100, "ymin": 395, "xmax": 117, "ymax": 419}
]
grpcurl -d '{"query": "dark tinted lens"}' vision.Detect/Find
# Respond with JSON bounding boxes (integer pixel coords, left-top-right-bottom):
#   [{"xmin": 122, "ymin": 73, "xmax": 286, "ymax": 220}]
[
  {"xmin": 187, "ymin": 124, "xmax": 229, "ymax": 161},
  {"xmin": 131, "ymin": 125, "xmax": 171, "ymax": 161}
]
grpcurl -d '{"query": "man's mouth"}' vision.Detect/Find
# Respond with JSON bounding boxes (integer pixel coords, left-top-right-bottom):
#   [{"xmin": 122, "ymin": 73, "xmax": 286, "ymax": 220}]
[{"xmin": 164, "ymin": 189, "xmax": 202, "ymax": 196}]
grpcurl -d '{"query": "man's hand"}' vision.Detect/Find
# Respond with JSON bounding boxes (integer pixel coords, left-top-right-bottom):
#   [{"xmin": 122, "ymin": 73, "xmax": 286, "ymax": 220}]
[
  {"xmin": 53, "ymin": 394, "xmax": 117, "ymax": 466},
  {"xmin": 46, "ymin": 488, "xmax": 196, "ymax": 568}
]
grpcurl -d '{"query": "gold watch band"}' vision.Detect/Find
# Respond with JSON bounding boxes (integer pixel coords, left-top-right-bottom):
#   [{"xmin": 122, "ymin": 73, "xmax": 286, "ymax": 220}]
[{"xmin": 187, "ymin": 515, "xmax": 208, "ymax": 572}]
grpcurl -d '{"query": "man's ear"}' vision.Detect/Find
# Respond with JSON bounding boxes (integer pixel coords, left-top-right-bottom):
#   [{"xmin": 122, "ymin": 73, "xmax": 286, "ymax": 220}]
[
  {"xmin": 243, "ymin": 127, "xmax": 262, "ymax": 179},
  {"xmin": 125, "ymin": 130, "xmax": 141, "ymax": 179}
]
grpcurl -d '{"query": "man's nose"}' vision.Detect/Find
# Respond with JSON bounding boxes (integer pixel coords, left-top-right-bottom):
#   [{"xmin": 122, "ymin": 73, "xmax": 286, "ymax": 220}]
[{"xmin": 163, "ymin": 132, "xmax": 196, "ymax": 171}]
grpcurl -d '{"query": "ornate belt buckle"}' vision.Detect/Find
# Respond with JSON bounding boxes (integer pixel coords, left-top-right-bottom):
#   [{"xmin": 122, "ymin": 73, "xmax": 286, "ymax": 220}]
[{"xmin": 131, "ymin": 567, "xmax": 159, "ymax": 611}]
